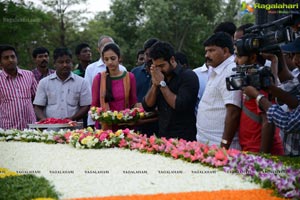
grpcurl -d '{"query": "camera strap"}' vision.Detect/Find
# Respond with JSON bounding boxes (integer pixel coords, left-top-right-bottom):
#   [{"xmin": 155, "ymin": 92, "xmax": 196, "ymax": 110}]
[{"xmin": 242, "ymin": 105, "xmax": 262, "ymax": 124}]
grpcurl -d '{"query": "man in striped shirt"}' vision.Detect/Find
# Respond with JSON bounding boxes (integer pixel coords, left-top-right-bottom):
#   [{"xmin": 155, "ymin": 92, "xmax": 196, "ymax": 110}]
[{"xmin": 0, "ymin": 45, "xmax": 37, "ymax": 130}]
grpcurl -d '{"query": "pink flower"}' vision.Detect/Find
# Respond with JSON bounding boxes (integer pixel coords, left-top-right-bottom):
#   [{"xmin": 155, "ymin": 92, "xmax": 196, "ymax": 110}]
[
  {"xmin": 64, "ymin": 132, "xmax": 72, "ymax": 143},
  {"xmin": 99, "ymin": 132, "xmax": 109, "ymax": 141},
  {"xmin": 171, "ymin": 149, "xmax": 179, "ymax": 159},
  {"xmin": 118, "ymin": 139, "xmax": 128, "ymax": 148},
  {"xmin": 183, "ymin": 152, "xmax": 191, "ymax": 159},
  {"xmin": 227, "ymin": 148, "xmax": 241, "ymax": 157},
  {"xmin": 149, "ymin": 135, "xmax": 156, "ymax": 145},
  {"xmin": 215, "ymin": 149, "xmax": 228, "ymax": 161},
  {"xmin": 122, "ymin": 128, "xmax": 131, "ymax": 135}
]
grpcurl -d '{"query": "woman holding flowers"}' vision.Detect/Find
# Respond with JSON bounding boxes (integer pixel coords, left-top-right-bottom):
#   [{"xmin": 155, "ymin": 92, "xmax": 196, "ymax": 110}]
[{"xmin": 91, "ymin": 43, "xmax": 137, "ymax": 130}]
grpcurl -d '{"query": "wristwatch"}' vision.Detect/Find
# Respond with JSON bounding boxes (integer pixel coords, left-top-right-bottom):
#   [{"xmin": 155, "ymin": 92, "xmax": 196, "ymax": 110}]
[
  {"xmin": 255, "ymin": 94, "xmax": 265, "ymax": 105},
  {"xmin": 159, "ymin": 80, "xmax": 167, "ymax": 88}
]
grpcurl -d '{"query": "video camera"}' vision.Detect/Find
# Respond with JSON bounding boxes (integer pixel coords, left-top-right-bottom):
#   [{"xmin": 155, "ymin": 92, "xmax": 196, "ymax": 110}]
[
  {"xmin": 235, "ymin": 13, "xmax": 300, "ymax": 55},
  {"xmin": 226, "ymin": 64, "xmax": 274, "ymax": 91},
  {"xmin": 226, "ymin": 13, "xmax": 300, "ymax": 91}
]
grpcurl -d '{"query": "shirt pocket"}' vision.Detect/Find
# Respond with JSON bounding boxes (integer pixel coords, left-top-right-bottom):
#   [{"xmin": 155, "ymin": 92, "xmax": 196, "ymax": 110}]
[
  {"xmin": 67, "ymin": 91, "xmax": 80, "ymax": 106},
  {"xmin": 47, "ymin": 91, "xmax": 57, "ymax": 105}
]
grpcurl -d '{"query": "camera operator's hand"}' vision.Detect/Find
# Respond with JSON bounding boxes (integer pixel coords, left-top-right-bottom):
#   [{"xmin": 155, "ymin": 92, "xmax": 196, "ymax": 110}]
[
  {"xmin": 150, "ymin": 64, "xmax": 164, "ymax": 87},
  {"xmin": 260, "ymin": 52, "xmax": 279, "ymax": 86},
  {"xmin": 260, "ymin": 53, "xmax": 278, "ymax": 63},
  {"xmin": 242, "ymin": 86, "xmax": 260, "ymax": 99}
]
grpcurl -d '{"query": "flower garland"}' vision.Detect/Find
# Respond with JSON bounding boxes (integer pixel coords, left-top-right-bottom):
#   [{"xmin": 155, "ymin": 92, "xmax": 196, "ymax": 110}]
[
  {"xmin": 0, "ymin": 128, "xmax": 65, "ymax": 143},
  {"xmin": 0, "ymin": 128, "xmax": 299, "ymax": 199},
  {"xmin": 224, "ymin": 153, "xmax": 300, "ymax": 198},
  {"xmin": 89, "ymin": 107, "xmax": 147, "ymax": 125}
]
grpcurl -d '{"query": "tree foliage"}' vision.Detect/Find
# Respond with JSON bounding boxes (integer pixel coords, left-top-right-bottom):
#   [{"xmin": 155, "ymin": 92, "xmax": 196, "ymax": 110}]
[
  {"xmin": 1, "ymin": 0, "xmax": 254, "ymax": 69},
  {"xmin": 105, "ymin": 0, "xmax": 225, "ymax": 69},
  {"xmin": 0, "ymin": 1, "xmax": 52, "ymax": 68}
]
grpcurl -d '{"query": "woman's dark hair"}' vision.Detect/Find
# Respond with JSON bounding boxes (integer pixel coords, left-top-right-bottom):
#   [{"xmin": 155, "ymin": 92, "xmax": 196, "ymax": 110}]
[
  {"xmin": 101, "ymin": 42, "xmax": 120, "ymax": 58},
  {"xmin": 102, "ymin": 43, "xmax": 122, "ymax": 103}
]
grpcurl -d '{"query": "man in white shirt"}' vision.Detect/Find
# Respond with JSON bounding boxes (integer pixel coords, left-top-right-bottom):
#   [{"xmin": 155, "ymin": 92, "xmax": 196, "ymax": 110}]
[
  {"xmin": 196, "ymin": 32, "xmax": 242, "ymax": 149},
  {"xmin": 84, "ymin": 35, "xmax": 127, "ymax": 127}
]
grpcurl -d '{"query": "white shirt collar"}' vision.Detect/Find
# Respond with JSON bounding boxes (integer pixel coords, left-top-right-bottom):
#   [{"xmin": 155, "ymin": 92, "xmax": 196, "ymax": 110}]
[{"xmin": 212, "ymin": 55, "xmax": 235, "ymax": 75}]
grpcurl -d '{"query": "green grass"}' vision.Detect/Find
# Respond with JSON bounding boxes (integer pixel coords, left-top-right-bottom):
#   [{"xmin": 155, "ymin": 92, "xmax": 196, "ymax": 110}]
[{"xmin": 0, "ymin": 174, "xmax": 60, "ymax": 200}]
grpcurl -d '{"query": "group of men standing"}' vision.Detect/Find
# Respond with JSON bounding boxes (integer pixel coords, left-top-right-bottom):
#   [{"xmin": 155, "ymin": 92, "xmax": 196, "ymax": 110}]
[{"xmin": 1, "ymin": 23, "xmax": 299, "ymax": 156}]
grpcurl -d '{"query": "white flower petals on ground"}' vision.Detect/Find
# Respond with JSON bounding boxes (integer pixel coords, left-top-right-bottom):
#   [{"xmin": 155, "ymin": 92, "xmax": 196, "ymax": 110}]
[{"xmin": 0, "ymin": 142, "xmax": 260, "ymax": 199}]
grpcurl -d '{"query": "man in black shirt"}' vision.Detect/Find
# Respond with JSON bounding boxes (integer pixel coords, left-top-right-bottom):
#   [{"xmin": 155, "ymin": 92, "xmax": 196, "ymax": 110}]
[{"xmin": 142, "ymin": 41, "xmax": 199, "ymax": 141}]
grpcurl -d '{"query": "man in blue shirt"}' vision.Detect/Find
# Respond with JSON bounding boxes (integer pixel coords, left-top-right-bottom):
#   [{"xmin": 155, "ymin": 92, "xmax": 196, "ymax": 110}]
[
  {"xmin": 131, "ymin": 38, "xmax": 159, "ymax": 102},
  {"xmin": 131, "ymin": 38, "xmax": 159, "ymax": 136}
]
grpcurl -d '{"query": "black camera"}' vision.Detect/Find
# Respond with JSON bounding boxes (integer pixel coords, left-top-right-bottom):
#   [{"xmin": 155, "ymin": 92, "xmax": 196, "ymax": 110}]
[
  {"xmin": 226, "ymin": 64, "xmax": 274, "ymax": 91},
  {"xmin": 235, "ymin": 13, "xmax": 300, "ymax": 56},
  {"xmin": 226, "ymin": 13, "xmax": 300, "ymax": 91}
]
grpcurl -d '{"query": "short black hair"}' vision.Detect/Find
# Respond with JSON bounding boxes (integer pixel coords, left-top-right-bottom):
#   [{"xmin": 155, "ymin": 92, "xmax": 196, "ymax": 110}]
[
  {"xmin": 236, "ymin": 23, "xmax": 254, "ymax": 33},
  {"xmin": 136, "ymin": 49, "xmax": 144, "ymax": 59},
  {"xmin": 75, "ymin": 43, "xmax": 90, "ymax": 55},
  {"xmin": 214, "ymin": 21, "xmax": 236, "ymax": 37},
  {"xmin": 0, "ymin": 45, "xmax": 17, "ymax": 58},
  {"xmin": 32, "ymin": 47, "xmax": 49, "ymax": 58},
  {"xmin": 203, "ymin": 32, "xmax": 234, "ymax": 54},
  {"xmin": 149, "ymin": 41, "xmax": 175, "ymax": 61},
  {"xmin": 143, "ymin": 38, "xmax": 159, "ymax": 51},
  {"xmin": 53, "ymin": 47, "xmax": 72, "ymax": 62}
]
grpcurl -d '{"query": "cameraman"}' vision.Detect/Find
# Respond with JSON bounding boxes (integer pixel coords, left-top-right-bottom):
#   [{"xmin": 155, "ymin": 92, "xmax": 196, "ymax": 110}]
[
  {"xmin": 243, "ymin": 38, "xmax": 300, "ymax": 156},
  {"xmin": 234, "ymin": 43, "xmax": 284, "ymax": 155}
]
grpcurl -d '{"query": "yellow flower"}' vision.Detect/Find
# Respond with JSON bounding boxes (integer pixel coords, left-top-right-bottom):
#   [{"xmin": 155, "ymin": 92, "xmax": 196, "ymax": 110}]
[
  {"xmin": 81, "ymin": 136, "xmax": 94, "ymax": 145},
  {"xmin": 139, "ymin": 112, "xmax": 145, "ymax": 118},
  {"xmin": 117, "ymin": 113, "xmax": 123, "ymax": 120},
  {"xmin": 0, "ymin": 168, "xmax": 20, "ymax": 179},
  {"xmin": 103, "ymin": 112, "xmax": 108, "ymax": 118},
  {"xmin": 86, "ymin": 127, "xmax": 93, "ymax": 133},
  {"xmin": 115, "ymin": 130, "xmax": 123, "ymax": 136},
  {"xmin": 32, "ymin": 198, "xmax": 56, "ymax": 200},
  {"xmin": 109, "ymin": 132, "xmax": 115, "ymax": 138},
  {"xmin": 90, "ymin": 106, "xmax": 96, "ymax": 112}
]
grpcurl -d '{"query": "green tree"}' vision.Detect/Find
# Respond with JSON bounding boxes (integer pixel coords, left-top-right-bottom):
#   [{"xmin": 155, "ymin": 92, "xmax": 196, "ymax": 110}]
[
  {"xmin": 41, "ymin": 0, "xmax": 88, "ymax": 47},
  {"xmin": 77, "ymin": 11, "xmax": 115, "ymax": 62},
  {"xmin": 0, "ymin": 1, "xmax": 53, "ymax": 69},
  {"xmin": 106, "ymin": 0, "xmax": 223, "ymax": 69}
]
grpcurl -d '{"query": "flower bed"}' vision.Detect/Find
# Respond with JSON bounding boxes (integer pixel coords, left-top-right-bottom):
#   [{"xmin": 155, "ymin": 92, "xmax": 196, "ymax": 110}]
[{"xmin": 0, "ymin": 128, "xmax": 299, "ymax": 199}]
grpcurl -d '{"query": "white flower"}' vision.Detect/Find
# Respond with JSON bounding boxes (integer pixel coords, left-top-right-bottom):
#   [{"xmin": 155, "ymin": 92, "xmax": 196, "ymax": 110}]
[
  {"xmin": 75, "ymin": 141, "xmax": 85, "ymax": 149},
  {"xmin": 6, "ymin": 135, "xmax": 13, "ymax": 140},
  {"xmin": 34, "ymin": 135, "xmax": 40, "ymax": 140},
  {"xmin": 27, "ymin": 135, "xmax": 33, "ymax": 140},
  {"xmin": 13, "ymin": 136, "xmax": 21, "ymax": 141},
  {"xmin": 21, "ymin": 134, "xmax": 27, "ymax": 139},
  {"xmin": 5, "ymin": 130, "xmax": 15, "ymax": 135}
]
